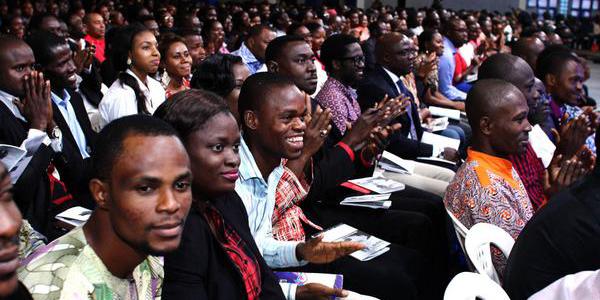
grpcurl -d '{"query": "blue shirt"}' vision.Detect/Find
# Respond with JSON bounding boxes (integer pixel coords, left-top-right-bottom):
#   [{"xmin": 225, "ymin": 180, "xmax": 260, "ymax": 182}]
[
  {"xmin": 231, "ymin": 43, "xmax": 264, "ymax": 75},
  {"xmin": 438, "ymin": 37, "xmax": 467, "ymax": 101},
  {"xmin": 51, "ymin": 90, "xmax": 90, "ymax": 159},
  {"xmin": 234, "ymin": 138, "xmax": 304, "ymax": 269}
]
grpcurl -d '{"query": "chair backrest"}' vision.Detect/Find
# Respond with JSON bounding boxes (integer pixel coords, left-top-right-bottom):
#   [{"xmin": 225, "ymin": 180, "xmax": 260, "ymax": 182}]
[
  {"xmin": 446, "ymin": 209, "xmax": 469, "ymax": 255},
  {"xmin": 444, "ymin": 272, "xmax": 511, "ymax": 300},
  {"xmin": 464, "ymin": 223, "xmax": 515, "ymax": 284}
]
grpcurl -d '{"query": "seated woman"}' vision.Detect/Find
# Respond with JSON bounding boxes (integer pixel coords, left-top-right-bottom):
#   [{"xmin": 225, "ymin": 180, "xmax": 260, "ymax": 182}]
[
  {"xmin": 156, "ymin": 89, "xmax": 285, "ymax": 299},
  {"xmin": 158, "ymin": 34, "xmax": 192, "ymax": 98},
  {"xmin": 98, "ymin": 24, "xmax": 165, "ymax": 128},
  {"xmin": 190, "ymin": 54, "xmax": 250, "ymax": 122}
]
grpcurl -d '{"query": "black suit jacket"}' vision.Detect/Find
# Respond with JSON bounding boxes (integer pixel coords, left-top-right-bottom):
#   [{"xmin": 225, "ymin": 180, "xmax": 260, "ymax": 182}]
[
  {"xmin": 356, "ymin": 65, "xmax": 433, "ymax": 159},
  {"xmin": 504, "ymin": 171, "xmax": 600, "ymax": 299},
  {"xmin": 51, "ymin": 89, "xmax": 96, "ymax": 205},
  {"xmin": 0, "ymin": 100, "xmax": 65, "ymax": 237},
  {"xmin": 163, "ymin": 192, "xmax": 285, "ymax": 300}
]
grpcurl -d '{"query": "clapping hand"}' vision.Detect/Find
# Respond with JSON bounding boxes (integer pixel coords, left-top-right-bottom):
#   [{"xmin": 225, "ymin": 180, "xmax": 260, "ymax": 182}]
[{"xmin": 13, "ymin": 71, "xmax": 52, "ymax": 131}]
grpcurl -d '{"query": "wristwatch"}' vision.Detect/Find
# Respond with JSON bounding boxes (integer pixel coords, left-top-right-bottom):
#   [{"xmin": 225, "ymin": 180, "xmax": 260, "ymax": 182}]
[{"xmin": 49, "ymin": 126, "xmax": 62, "ymax": 140}]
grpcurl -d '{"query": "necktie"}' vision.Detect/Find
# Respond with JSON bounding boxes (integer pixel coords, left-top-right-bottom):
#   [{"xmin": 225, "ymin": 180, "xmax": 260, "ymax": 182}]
[{"xmin": 396, "ymin": 80, "xmax": 418, "ymax": 140}]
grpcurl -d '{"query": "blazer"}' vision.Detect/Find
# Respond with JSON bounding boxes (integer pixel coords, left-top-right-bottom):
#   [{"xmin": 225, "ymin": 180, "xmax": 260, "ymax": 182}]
[
  {"xmin": 163, "ymin": 192, "xmax": 285, "ymax": 300},
  {"xmin": 0, "ymin": 102, "xmax": 68, "ymax": 238},
  {"xmin": 356, "ymin": 65, "xmax": 433, "ymax": 159},
  {"xmin": 51, "ymin": 89, "xmax": 96, "ymax": 206}
]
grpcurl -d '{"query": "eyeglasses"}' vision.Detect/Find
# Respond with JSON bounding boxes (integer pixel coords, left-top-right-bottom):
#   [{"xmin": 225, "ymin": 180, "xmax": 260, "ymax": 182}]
[{"xmin": 341, "ymin": 55, "xmax": 365, "ymax": 66}]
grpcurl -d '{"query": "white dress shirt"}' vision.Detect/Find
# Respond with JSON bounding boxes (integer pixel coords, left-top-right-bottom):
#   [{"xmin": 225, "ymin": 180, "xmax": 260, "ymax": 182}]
[
  {"xmin": 529, "ymin": 269, "xmax": 600, "ymax": 300},
  {"xmin": 98, "ymin": 69, "xmax": 165, "ymax": 128}
]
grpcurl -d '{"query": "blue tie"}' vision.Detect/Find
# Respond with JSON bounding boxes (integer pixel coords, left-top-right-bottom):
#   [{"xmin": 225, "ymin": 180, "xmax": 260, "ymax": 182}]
[{"xmin": 396, "ymin": 80, "xmax": 418, "ymax": 140}]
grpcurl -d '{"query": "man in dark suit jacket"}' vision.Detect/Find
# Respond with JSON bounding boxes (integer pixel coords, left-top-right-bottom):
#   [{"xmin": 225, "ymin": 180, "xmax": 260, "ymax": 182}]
[
  {"xmin": 0, "ymin": 36, "xmax": 72, "ymax": 238},
  {"xmin": 27, "ymin": 32, "xmax": 97, "ymax": 206},
  {"xmin": 357, "ymin": 32, "xmax": 459, "ymax": 161}
]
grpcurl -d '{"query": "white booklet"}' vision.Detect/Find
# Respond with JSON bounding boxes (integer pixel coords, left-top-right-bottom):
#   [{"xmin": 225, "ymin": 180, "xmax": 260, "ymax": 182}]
[
  {"xmin": 429, "ymin": 106, "xmax": 461, "ymax": 120},
  {"xmin": 421, "ymin": 131, "xmax": 460, "ymax": 157},
  {"xmin": 529, "ymin": 124, "xmax": 556, "ymax": 168},
  {"xmin": 340, "ymin": 193, "xmax": 392, "ymax": 209},
  {"xmin": 320, "ymin": 224, "xmax": 391, "ymax": 261},
  {"xmin": 55, "ymin": 206, "xmax": 92, "ymax": 227},
  {"xmin": 377, "ymin": 151, "xmax": 415, "ymax": 174},
  {"xmin": 347, "ymin": 177, "xmax": 405, "ymax": 194},
  {"xmin": 422, "ymin": 117, "xmax": 449, "ymax": 132}
]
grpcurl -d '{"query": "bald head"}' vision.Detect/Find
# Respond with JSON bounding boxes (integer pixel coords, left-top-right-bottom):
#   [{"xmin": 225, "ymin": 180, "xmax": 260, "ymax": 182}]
[
  {"xmin": 376, "ymin": 32, "xmax": 416, "ymax": 76},
  {"xmin": 466, "ymin": 79, "xmax": 523, "ymax": 130},
  {"xmin": 0, "ymin": 37, "xmax": 34, "ymax": 97},
  {"xmin": 511, "ymin": 37, "xmax": 545, "ymax": 72}
]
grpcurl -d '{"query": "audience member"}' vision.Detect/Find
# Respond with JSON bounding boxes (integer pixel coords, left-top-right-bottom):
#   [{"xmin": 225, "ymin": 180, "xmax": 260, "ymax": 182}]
[
  {"xmin": 445, "ymin": 79, "xmax": 534, "ymax": 275},
  {"xmin": 83, "ymin": 12, "xmax": 106, "ymax": 63},
  {"xmin": 99, "ymin": 25, "xmax": 165, "ymax": 127},
  {"xmin": 191, "ymin": 54, "xmax": 250, "ymax": 122},
  {"xmin": 231, "ymin": 25, "xmax": 276, "ymax": 74},
  {"xmin": 158, "ymin": 34, "xmax": 192, "ymax": 98},
  {"xmin": 19, "ymin": 115, "xmax": 193, "ymax": 299},
  {"xmin": 180, "ymin": 29, "xmax": 207, "ymax": 72},
  {"xmin": 439, "ymin": 16, "xmax": 469, "ymax": 101}
]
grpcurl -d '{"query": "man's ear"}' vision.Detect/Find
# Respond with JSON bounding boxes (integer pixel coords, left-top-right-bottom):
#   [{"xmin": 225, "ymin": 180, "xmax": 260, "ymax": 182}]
[
  {"xmin": 332, "ymin": 59, "xmax": 342, "ymax": 72},
  {"xmin": 266, "ymin": 61, "xmax": 278, "ymax": 73},
  {"xmin": 480, "ymin": 116, "xmax": 492, "ymax": 136},
  {"xmin": 545, "ymin": 74, "xmax": 557, "ymax": 91},
  {"xmin": 244, "ymin": 110, "xmax": 259, "ymax": 130},
  {"xmin": 89, "ymin": 178, "xmax": 110, "ymax": 210},
  {"xmin": 246, "ymin": 36, "xmax": 255, "ymax": 49}
]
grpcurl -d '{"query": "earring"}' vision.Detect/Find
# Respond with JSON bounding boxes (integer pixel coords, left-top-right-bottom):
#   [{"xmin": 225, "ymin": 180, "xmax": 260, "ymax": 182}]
[{"xmin": 127, "ymin": 57, "xmax": 132, "ymax": 66}]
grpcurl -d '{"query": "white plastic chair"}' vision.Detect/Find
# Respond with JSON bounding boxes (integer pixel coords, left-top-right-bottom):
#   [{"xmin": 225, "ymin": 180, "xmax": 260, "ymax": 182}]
[
  {"xmin": 444, "ymin": 272, "xmax": 510, "ymax": 300},
  {"xmin": 464, "ymin": 223, "xmax": 515, "ymax": 284}
]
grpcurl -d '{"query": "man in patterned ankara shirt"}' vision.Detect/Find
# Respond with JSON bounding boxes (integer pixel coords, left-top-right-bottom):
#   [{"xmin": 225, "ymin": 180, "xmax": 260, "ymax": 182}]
[
  {"xmin": 444, "ymin": 79, "xmax": 534, "ymax": 276},
  {"xmin": 19, "ymin": 115, "xmax": 193, "ymax": 300}
]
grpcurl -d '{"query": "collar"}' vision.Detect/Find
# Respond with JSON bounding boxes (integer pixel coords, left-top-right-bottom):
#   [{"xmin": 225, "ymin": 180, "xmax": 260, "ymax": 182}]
[
  {"xmin": 126, "ymin": 69, "xmax": 151, "ymax": 94},
  {"xmin": 237, "ymin": 42, "xmax": 259, "ymax": 63},
  {"xmin": 0, "ymin": 89, "xmax": 25, "ymax": 121},
  {"xmin": 382, "ymin": 66, "xmax": 400, "ymax": 84},
  {"xmin": 51, "ymin": 89, "xmax": 71, "ymax": 106},
  {"xmin": 238, "ymin": 136, "xmax": 285, "ymax": 184},
  {"xmin": 325, "ymin": 77, "xmax": 357, "ymax": 99},
  {"xmin": 467, "ymin": 148, "xmax": 519, "ymax": 188},
  {"xmin": 443, "ymin": 36, "xmax": 458, "ymax": 54}
]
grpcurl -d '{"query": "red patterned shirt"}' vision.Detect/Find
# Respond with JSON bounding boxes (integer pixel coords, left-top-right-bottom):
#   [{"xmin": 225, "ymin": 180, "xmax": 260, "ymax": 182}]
[
  {"xmin": 204, "ymin": 204, "xmax": 262, "ymax": 300},
  {"xmin": 272, "ymin": 167, "xmax": 322, "ymax": 242}
]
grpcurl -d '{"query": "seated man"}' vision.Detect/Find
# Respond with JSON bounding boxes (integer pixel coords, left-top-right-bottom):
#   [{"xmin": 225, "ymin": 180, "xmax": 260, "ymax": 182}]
[
  {"xmin": 444, "ymin": 79, "xmax": 534, "ymax": 275},
  {"xmin": 19, "ymin": 115, "xmax": 193, "ymax": 299},
  {"xmin": 504, "ymin": 131, "xmax": 600, "ymax": 299},
  {"xmin": 236, "ymin": 72, "xmax": 431, "ymax": 300},
  {"xmin": 0, "ymin": 161, "xmax": 33, "ymax": 299}
]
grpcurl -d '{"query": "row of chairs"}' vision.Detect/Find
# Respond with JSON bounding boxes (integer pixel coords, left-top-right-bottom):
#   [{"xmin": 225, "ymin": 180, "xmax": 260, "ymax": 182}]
[{"xmin": 444, "ymin": 210, "xmax": 514, "ymax": 299}]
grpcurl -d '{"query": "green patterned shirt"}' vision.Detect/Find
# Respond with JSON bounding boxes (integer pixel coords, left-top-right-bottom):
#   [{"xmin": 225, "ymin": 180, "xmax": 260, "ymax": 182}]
[{"xmin": 18, "ymin": 226, "xmax": 163, "ymax": 300}]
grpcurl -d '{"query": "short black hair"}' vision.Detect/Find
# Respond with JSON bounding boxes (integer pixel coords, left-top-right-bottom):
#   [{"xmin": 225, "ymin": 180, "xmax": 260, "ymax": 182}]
[
  {"xmin": 265, "ymin": 34, "xmax": 305, "ymax": 63},
  {"xmin": 286, "ymin": 22, "xmax": 306, "ymax": 35},
  {"xmin": 154, "ymin": 89, "xmax": 230, "ymax": 143},
  {"xmin": 466, "ymin": 79, "xmax": 522, "ymax": 131},
  {"xmin": 319, "ymin": 34, "xmax": 359, "ymax": 72},
  {"xmin": 535, "ymin": 45, "xmax": 579, "ymax": 83},
  {"xmin": 478, "ymin": 53, "xmax": 530, "ymax": 87},
  {"xmin": 191, "ymin": 54, "xmax": 243, "ymax": 97},
  {"xmin": 28, "ymin": 13, "xmax": 58, "ymax": 31},
  {"xmin": 26, "ymin": 31, "xmax": 67, "ymax": 68},
  {"xmin": 92, "ymin": 115, "xmax": 178, "ymax": 180},
  {"xmin": 246, "ymin": 24, "xmax": 274, "ymax": 40},
  {"xmin": 238, "ymin": 72, "xmax": 295, "ymax": 129},
  {"xmin": 418, "ymin": 29, "xmax": 440, "ymax": 52},
  {"xmin": 304, "ymin": 22, "xmax": 322, "ymax": 34}
]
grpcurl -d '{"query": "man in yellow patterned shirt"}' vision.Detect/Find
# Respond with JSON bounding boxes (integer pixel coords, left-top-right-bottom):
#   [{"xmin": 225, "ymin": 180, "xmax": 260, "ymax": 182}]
[
  {"xmin": 444, "ymin": 79, "xmax": 534, "ymax": 275},
  {"xmin": 19, "ymin": 115, "xmax": 193, "ymax": 300}
]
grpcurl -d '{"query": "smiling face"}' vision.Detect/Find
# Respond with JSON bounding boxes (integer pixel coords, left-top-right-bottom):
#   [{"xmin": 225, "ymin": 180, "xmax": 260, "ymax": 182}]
[
  {"xmin": 0, "ymin": 163, "xmax": 22, "ymax": 298},
  {"xmin": 310, "ymin": 27, "xmax": 326, "ymax": 53},
  {"xmin": 44, "ymin": 44, "xmax": 78, "ymax": 91},
  {"xmin": 186, "ymin": 113, "xmax": 241, "ymax": 198},
  {"xmin": 130, "ymin": 31, "xmax": 161, "ymax": 75},
  {"xmin": 164, "ymin": 42, "xmax": 192, "ymax": 79},
  {"xmin": 336, "ymin": 42, "xmax": 365, "ymax": 86},
  {"xmin": 97, "ymin": 134, "xmax": 192, "ymax": 255},
  {"xmin": 548, "ymin": 59, "xmax": 584, "ymax": 106},
  {"xmin": 251, "ymin": 85, "xmax": 307, "ymax": 159},
  {"xmin": 489, "ymin": 91, "xmax": 532, "ymax": 155}
]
